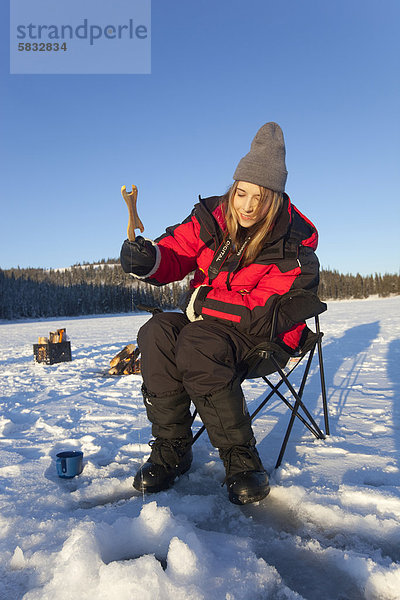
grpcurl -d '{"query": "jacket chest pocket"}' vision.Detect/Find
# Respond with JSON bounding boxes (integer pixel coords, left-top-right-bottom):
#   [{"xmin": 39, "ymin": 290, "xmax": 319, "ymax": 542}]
[{"xmin": 222, "ymin": 265, "xmax": 272, "ymax": 291}]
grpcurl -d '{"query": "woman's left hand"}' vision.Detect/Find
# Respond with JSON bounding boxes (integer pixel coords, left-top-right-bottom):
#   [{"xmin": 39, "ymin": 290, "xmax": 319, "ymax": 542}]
[{"xmin": 185, "ymin": 285, "xmax": 212, "ymax": 321}]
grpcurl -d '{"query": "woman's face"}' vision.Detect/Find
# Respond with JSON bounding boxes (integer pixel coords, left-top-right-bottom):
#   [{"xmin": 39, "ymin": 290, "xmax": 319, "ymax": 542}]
[{"xmin": 233, "ymin": 181, "xmax": 268, "ymax": 228}]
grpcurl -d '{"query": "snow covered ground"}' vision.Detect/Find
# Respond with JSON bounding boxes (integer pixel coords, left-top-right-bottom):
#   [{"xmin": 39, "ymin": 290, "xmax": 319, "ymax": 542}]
[{"xmin": 1, "ymin": 296, "xmax": 400, "ymax": 600}]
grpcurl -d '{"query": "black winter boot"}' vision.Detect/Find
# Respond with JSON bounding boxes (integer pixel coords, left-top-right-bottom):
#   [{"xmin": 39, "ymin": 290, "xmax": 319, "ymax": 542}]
[
  {"xmin": 219, "ymin": 441, "xmax": 270, "ymax": 505},
  {"xmin": 133, "ymin": 437, "xmax": 193, "ymax": 493}
]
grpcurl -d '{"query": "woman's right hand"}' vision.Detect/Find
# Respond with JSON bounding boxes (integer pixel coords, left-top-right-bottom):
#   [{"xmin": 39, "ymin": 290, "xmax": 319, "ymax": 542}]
[{"xmin": 120, "ymin": 237, "xmax": 157, "ymax": 276}]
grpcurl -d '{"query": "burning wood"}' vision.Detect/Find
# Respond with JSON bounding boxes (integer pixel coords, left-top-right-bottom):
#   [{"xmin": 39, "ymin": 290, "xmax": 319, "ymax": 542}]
[
  {"xmin": 108, "ymin": 344, "xmax": 141, "ymax": 375},
  {"xmin": 33, "ymin": 328, "xmax": 71, "ymax": 364}
]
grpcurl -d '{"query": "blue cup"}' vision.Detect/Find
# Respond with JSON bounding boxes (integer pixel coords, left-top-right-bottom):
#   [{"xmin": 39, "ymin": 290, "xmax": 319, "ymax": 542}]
[{"xmin": 56, "ymin": 450, "xmax": 83, "ymax": 478}]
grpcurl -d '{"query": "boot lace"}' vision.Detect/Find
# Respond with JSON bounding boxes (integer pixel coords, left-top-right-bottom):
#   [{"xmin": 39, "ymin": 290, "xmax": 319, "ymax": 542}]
[
  {"xmin": 220, "ymin": 444, "xmax": 263, "ymax": 486},
  {"xmin": 148, "ymin": 438, "xmax": 189, "ymax": 470}
]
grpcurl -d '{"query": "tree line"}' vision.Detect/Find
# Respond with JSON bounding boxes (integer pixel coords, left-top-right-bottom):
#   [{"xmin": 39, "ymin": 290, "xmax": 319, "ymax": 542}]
[
  {"xmin": 318, "ymin": 270, "xmax": 400, "ymax": 300},
  {"xmin": 0, "ymin": 263, "xmax": 399, "ymax": 320}
]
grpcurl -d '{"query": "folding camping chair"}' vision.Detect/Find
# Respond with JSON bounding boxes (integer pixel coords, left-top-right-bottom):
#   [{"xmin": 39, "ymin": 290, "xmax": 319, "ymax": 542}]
[{"xmin": 191, "ymin": 289, "xmax": 329, "ymax": 468}]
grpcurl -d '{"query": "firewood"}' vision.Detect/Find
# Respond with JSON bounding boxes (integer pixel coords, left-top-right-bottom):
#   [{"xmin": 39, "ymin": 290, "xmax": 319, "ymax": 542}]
[
  {"xmin": 109, "ymin": 356, "xmax": 131, "ymax": 375},
  {"xmin": 110, "ymin": 343, "xmax": 136, "ymax": 367},
  {"xmin": 108, "ymin": 345, "xmax": 141, "ymax": 376},
  {"xmin": 122, "ymin": 354, "xmax": 141, "ymax": 375},
  {"xmin": 123, "ymin": 361, "xmax": 134, "ymax": 375},
  {"xmin": 122, "ymin": 352, "xmax": 140, "ymax": 374},
  {"xmin": 109, "ymin": 361, "xmax": 126, "ymax": 376}
]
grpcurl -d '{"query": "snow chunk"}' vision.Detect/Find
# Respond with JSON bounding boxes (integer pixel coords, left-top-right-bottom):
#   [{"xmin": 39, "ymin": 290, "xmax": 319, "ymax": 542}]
[
  {"xmin": 167, "ymin": 536, "xmax": 200, "ymax": 579},
  {"xmin": 138, "ymin": 500, "xmax": 173, "ymax": 536},
  {"xmin": 10, "ymin": 546, "xmax": 26, "ymax": 570}
]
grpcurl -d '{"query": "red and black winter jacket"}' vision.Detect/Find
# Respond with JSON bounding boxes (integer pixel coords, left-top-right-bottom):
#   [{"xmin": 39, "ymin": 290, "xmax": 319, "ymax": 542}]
[{"xmin": 140, "ymin": 194, "xmax": 320, "ymax": 350}]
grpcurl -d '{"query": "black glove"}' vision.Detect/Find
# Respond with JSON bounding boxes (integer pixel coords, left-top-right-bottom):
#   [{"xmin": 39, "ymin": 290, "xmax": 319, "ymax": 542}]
[{"xmin": 120, "ymin": 237, "xmax": 157, "ymax": 276}]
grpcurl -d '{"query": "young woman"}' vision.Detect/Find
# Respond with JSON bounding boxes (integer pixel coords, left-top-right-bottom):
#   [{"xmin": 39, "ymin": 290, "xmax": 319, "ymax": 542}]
[{"xmin": 120, "ymin": 122, "xmax": 320, "ymax": 505}]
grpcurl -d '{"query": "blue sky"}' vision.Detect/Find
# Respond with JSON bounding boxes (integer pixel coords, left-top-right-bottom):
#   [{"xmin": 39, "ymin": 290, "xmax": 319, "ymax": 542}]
[{"xmin": 1, "ymin": 0, "xmax": 399, "ymax": 275}]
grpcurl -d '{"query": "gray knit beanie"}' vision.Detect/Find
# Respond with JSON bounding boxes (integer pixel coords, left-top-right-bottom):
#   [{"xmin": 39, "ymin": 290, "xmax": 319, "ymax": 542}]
[{"xmin": 233, "ymin": 122, "xmax": 288, "ymax": 192}]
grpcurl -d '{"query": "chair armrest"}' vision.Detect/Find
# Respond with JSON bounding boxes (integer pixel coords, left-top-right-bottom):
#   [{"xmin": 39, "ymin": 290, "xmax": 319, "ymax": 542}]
[{"xmin": 271, "ymin": 290, "xmax": 327, "ymax": 340}]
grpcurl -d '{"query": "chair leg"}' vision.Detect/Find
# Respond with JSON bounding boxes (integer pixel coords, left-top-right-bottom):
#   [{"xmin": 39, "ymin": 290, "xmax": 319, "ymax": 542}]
[
  {"xmin": 192, "ymin": 422, "xmax": 205, "ymax": 444},
  {"xmin": 250, "ymin": 381, "xmax": 281, "ymax": 419},
  {"xmin": 316, "ymin": 315, "xmax": 330, "ymax": 435},
  {"xmin": 250, "ymin": 351, "xmax": 312, "ymax": 422},
  {"xmin": 190, "ymin": 408, "xmax": 206, "ymax": 444},
  {"xmin": 274, "ymin": 354, "xmax": 325, "ymax": 438},
  {"xmin": 258, "ymin": 378, "xmax": 322, "ymax": 439},
  {"xmin": 271, "ymin": 355, "xmax": 325, "ymax": 469}
]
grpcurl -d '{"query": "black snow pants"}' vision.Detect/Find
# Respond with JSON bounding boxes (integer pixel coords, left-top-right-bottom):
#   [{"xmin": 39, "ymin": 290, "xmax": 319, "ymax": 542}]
[{"xmin": 137, "ymin": 312, "xmax": 265, "ymax": 449}]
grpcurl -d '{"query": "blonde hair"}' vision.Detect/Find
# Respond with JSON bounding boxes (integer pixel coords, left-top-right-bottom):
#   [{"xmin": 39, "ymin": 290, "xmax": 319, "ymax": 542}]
[{"xmin": 222, "ymin": 181, "xmax": 284, "ymax": 267}]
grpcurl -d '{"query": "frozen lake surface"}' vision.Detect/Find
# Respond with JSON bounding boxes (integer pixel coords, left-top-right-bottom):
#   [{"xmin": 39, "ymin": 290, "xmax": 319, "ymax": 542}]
[{"xmin": 1, "ymin": 296, "xmax": 400, "ymax": 599}]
